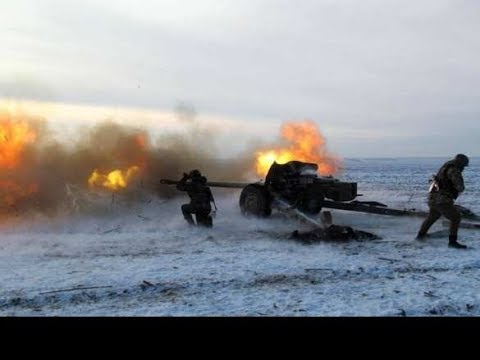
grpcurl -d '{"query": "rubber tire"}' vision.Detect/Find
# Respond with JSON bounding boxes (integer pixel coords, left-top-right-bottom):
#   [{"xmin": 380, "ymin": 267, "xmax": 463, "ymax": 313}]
[{"xmin": 239, "ymin": 185, "xmax": 272, "ymax": 217}]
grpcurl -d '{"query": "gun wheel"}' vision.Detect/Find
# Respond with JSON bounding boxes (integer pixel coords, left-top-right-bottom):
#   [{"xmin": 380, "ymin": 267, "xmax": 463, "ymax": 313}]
[{"xmin": 239, "ymin": 185, "xmax": 271, "ymax": 217}]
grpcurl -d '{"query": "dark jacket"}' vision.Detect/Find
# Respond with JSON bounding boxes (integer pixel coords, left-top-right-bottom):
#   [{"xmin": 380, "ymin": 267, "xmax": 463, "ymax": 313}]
[
  {"xmin": 177, "ymin": 176, "xmax": 214, "ymax": 211},
  {"xmin": 429, "ymin": 160, "xmax": 465, "ymax": 205}
]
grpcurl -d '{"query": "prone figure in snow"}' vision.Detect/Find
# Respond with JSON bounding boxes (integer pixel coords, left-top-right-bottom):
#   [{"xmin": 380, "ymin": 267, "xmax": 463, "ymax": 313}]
[{"xmin": 290, "ymin": 211, "xmax": 381, "ymax": 244}]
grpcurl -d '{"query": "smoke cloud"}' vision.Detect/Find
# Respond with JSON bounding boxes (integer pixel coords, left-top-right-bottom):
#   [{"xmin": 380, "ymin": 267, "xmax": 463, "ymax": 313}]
[
  {"xmin": 0, "ymin": 105, "xmax": 253, "ymax": 218},
  {"xmin": 0, "ymin": 104, "xmax": 341, "ymax": 220}
]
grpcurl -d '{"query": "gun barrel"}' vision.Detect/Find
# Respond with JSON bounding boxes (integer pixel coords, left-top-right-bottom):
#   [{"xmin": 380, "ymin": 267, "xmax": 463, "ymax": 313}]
[
  {"xmin": 159, "ymin": 179, "xmax": 178, "ymax": 185},
  {"xmin": 321, "ymin": 200, "xmax": 429, "ymax": 217},
  {"xmin": 160, "ymin": 179, "xmax": 250, "ymax": 189},
  {"xmin": 207, "ymin": 181, "xmax": 251, "ymax": 189}
]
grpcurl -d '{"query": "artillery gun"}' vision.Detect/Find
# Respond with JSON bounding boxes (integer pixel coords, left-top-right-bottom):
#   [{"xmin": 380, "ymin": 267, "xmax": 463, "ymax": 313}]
[
  {"xmin": 160, "ymin": 160, "xmax": 480, "ymax": 227},
  {"xmin": 238, "ymin": 161, "xmax": 356, "ymax": 217},
  {"xmin": 160, "ymin": 161, "xmax": 356, "ymax": 218}
]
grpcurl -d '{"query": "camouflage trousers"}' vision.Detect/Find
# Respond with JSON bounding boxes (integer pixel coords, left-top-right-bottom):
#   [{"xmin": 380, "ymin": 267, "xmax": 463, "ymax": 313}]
[
  {"xmin": 181, "ymin": 204, "xmax": 212, "ymax": 227},
  {"xmin": 418, "ymin": 201, "xmax": 461, "ymax": 237}
]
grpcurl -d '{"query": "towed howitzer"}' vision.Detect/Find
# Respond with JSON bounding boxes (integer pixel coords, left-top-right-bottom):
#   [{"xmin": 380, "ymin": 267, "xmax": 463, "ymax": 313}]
[
  {"xmin": 159, "ymin": 161, "xmax": 480, "ymax": 222},
  {"xmin": 160, "ymin": 161, "xmax": 356, "ymax": 217}
]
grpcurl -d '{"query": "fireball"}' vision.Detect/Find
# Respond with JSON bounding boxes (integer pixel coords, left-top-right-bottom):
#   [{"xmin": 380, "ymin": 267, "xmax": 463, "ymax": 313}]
[
  {"xmin": 0, "ymin": 112, "xmax": 39, "ymax": 208},
  {"xmin": 255, "ymin": 121, "xmax": 340, "ymax": 177},
  {"xmin": 88, "ymin": 166, "xmax": 140, "ymax": 191},
  {"xmin": 0, "ymin": 116, "xmax": 37, "ymax": 169}
]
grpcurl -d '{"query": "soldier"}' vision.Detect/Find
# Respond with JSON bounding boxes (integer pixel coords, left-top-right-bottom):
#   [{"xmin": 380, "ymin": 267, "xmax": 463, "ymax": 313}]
[
  {"xmin": 416, "ymin": 154, "xmax": 470, "ymax": 249},
  {"xmin": 176, "ymin": 169, "xmax": 215, "ymax": 227}
]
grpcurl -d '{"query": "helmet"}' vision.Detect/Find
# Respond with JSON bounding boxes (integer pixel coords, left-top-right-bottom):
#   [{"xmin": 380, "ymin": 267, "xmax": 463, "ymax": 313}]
[
  {"xmin": 454, "ymin": 154, "xmax": 469, "ymax": 168},
  {"xmin": 189, "ymin": 169, "xmax": 202, "ymax": 178}
]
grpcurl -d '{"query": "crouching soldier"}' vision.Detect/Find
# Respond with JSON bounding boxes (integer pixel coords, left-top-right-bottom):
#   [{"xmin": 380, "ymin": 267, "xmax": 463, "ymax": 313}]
[{"xmin": 176, "ymin": 170, "xmax": 215, "ymax": 227}]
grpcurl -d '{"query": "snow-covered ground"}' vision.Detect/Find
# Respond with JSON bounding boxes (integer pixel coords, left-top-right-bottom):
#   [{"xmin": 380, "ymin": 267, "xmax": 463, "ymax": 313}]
[{"xmin": 1, "ymin": 158, "xmax": 480, "ymax": 316}]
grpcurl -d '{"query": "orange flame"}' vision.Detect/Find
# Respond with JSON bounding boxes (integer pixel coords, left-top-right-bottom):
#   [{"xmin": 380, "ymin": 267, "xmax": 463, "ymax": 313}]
[
  {"xmin": 255, "ymin": 121, "xmax": 340, "ymax": 177},
  {"xmin": 0, "ymin": 116, "xmax": 37, "ymax": 169},
  {"xmin": 88, "ymin": 166, "xmax": 140, "ymax": 191},
  {"xmin": 0, "ymin": 112, "xmax": 39, "ymax": 207}
]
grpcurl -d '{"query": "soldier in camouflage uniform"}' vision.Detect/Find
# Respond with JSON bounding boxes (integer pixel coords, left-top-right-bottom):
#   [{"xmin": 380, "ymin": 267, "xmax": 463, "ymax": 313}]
[
  {"xmin": 176, "ymin": 170, "xmax": 215, "ymax": 227},
  {"xmin": 417, "ymin": 154, "xmax": 470, "ymax": 249}
]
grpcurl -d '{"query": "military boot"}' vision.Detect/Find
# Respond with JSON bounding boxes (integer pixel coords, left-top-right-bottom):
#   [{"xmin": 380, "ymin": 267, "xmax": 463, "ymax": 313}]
[
  {"xmin": 415, "ymin": 232, "xmax": 430, "ymax": 241},
  {"xmin": 448, "ymin": 235, "xmax": 467, "ymax": 249}
]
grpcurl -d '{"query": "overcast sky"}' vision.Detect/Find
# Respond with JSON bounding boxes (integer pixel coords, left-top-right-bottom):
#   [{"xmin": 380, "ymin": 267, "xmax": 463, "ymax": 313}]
[{"xmin": 1, "ymin": 0, "xmax": 479, "ymax": 157}]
